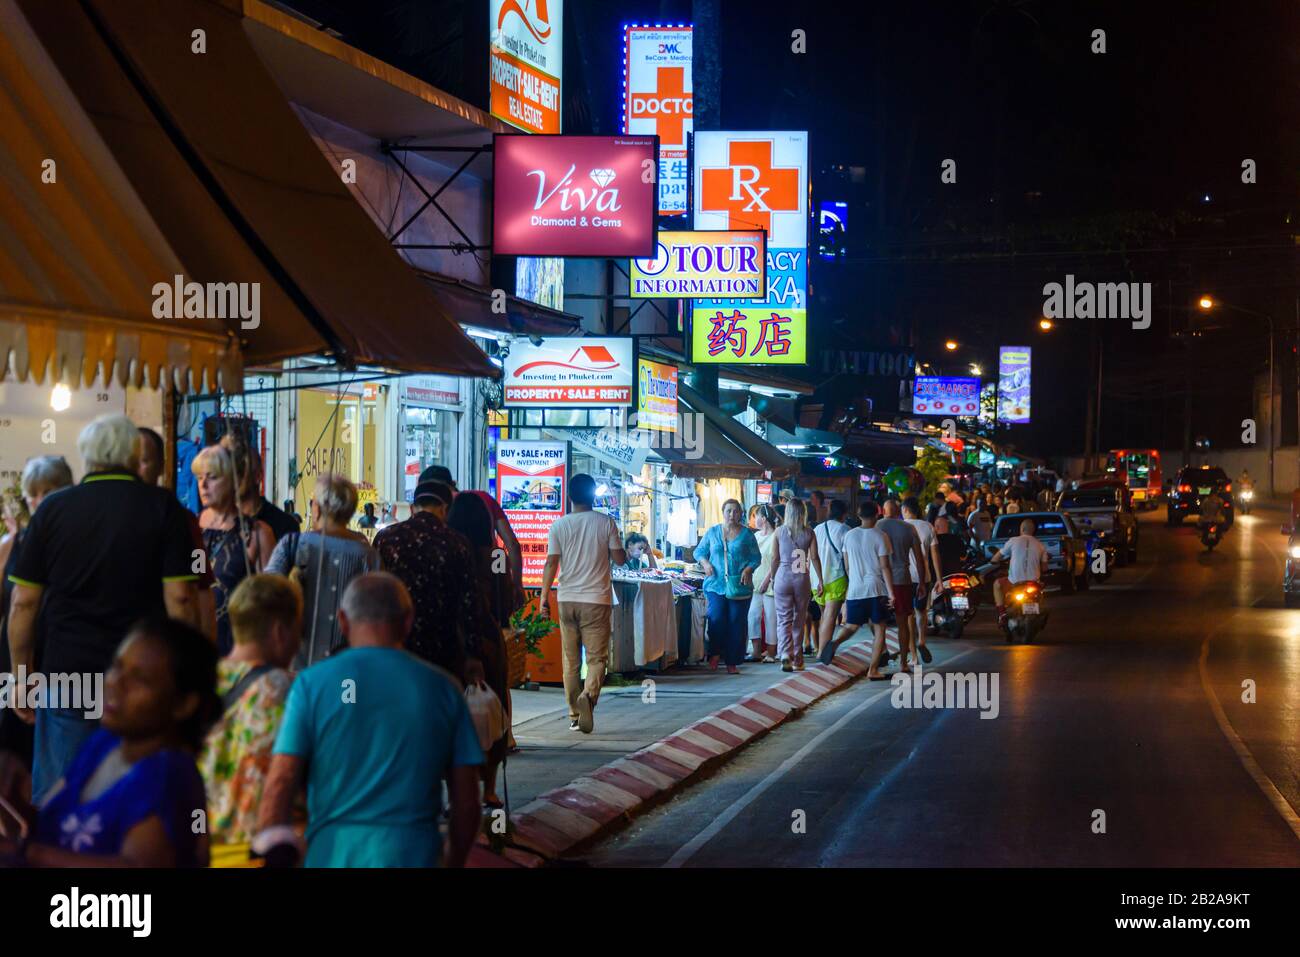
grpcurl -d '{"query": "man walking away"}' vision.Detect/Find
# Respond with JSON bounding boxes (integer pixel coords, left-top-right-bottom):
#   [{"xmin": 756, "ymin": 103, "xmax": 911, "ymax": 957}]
[
  {"xmin": 813, "ymin": 500, "xmax": 850, "ymax": 658},
  {"xmin": 875, "ymin": 498, "xmax": 928, "ymax": 668},
  {"xmin": 820, "ymin": 501, "xmax": 894, "ymax": 678},
  {"xmin": 256, "ymin": 573, "xmax": 483, "ymax": 867},
  {"xmin": 539, "ymin": 474, "xmax": 626, "ymax": 734},
  {"xmin": 902, "ymin": 497, "xmax": 941, "ymax": 658}
]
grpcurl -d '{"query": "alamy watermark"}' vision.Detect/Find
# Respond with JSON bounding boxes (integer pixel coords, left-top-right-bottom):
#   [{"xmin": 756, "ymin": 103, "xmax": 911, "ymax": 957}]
[
  {"xmin": 1042, "ymin": 274, "xmax": 1151, "ymax": 330},
  {"xmin": 151, "ymin": 274, "xmax": 260, "ymax": 330},
  {"xmin": 0, "ymin": 667, "xmax": 103, "ymax": 719},
  {"xmin": 890, "ymin": 664, "xmax": 1000, "ymax": 719}
]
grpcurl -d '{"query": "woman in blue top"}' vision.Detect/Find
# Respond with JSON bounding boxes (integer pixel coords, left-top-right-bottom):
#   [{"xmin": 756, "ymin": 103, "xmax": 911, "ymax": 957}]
[
  {"xmin": 694, "ymin": 498, "xmax": 762, "ymax": 674},
  {"xmin": 0, "ymin": 617, "xmax": 218, "ymax": 867}
]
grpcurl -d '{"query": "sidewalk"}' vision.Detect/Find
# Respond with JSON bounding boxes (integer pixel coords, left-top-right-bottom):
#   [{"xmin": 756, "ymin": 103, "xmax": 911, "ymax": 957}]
[{"xmin": 495, "ymin": 629, "xmax": 901, "ymax": 863}]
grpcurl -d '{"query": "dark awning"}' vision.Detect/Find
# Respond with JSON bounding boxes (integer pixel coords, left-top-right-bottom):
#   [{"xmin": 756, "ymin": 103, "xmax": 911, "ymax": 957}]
[
  {"xmin": 417, "ymin": 273, "xmax": 583, "ymax": 339},
  {"xmin": 20, "ymin": 0, "xmax": 497, "ymax": 379},
  {"xmin": 668, "ymin": 383, "xmax": 799, "ymax": 480},
  {"xmin": 0, "ymin": 0, "xmax": 240, "ymax": 391}
]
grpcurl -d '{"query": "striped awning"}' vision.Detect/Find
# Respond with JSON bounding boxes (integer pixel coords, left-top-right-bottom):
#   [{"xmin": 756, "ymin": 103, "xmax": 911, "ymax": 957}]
[{"xmin": 0, "ymin": 0, "xmax": 241, "ymax": 392}]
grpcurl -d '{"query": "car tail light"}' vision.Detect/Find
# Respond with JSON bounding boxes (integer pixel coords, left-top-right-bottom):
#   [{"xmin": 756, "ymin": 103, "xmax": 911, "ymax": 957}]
[
  {"xmin": 1178, "ymin": 484, "xmax": 1192, "ymax": 493},
  {"xmin": 1225, "ymin": 482, "xmax": 1232, "ymax": 492}
]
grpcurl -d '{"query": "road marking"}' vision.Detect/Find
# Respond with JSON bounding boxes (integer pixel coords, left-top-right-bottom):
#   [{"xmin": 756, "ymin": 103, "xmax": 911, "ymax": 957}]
[
  {"xmin": 663, "ymin": 647, "xmax": 978, "ymax": 868},
  {"xmin": 1198, "ymin": 635, "xmax": 1300, "ymax": 842}
]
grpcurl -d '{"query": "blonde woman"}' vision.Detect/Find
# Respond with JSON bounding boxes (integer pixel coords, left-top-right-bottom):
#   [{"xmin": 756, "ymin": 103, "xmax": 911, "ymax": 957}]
[
  {"xmin": 746, "ymin": 504, "xmax": 779, "ymax": 662},
  {"xmin": 759, "ymin": 498, "xmax": 824, "ymax": 672},
  {"xmin": 193, "ymin": 437, "xmax": 275, "ymax": 654}
]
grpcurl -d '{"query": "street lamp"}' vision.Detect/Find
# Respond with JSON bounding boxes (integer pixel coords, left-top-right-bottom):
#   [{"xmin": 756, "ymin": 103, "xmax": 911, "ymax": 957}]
[
  {"xmin": 1038, "ymin": 317, "xmax": 1054, "ymax": 331},
  {"xmin": 1197, "ymin": 293, "xmax": 1274, "ymax": 496},
  {"xmin": 944, "ymin": 339, "xmax": 959, "ymax": 351},
  {"xmin": 970, "ymin": 363, "xmax": 982, "ymax": 377}
]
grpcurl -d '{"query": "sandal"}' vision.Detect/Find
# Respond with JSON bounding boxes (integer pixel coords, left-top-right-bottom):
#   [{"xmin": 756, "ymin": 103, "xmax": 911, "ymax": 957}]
[{"xmin": 761, "ymin": 655, "xmax": 777, "ymax": 664}]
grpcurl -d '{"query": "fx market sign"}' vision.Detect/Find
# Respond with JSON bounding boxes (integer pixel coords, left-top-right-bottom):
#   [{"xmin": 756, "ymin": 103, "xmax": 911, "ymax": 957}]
[
  {"xmin": 623, "ymin": 24, "xmax": 692, "ymax": 215},
  {"xmin": 691, "ymin": 131, "xmax": 808, "ymax": 365},
  {"xmin": 490, "ymin": 0, "xmax": 563, "ymax": 134},
  {"xmin": 492, "ymin": 135, "xmax": 659, "ymax": 257},
  {"xmin": 629, "ymin": 230, "xmax": 765, "ymax": 299}
]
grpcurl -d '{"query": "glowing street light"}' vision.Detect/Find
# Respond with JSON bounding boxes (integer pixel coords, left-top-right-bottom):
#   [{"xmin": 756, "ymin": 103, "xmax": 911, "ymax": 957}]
[
  {"xmin": 1039, "ymin": 317, "xmax": 1054, "ymax": 331},
  {"xmin": 969, "ymin": 363, "xmax": 982, "ymax": 376},
  {"xmin": 944, "ymin": 339, "xmax": 959, "ymax": 351},
  {"xmin": 1198, "ymin": 295, "xmax": 1215, "ymax": 311}
]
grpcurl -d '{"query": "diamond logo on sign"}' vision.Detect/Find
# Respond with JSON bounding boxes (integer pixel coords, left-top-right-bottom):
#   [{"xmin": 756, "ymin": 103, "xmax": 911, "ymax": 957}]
[{"xmin": 589, "ymin": 168, "xmax": 616, "ymax": 188}]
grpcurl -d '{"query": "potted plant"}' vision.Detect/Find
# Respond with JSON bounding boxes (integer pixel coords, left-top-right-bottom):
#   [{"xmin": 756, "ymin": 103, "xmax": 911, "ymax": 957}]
[{"xmin": 506, "ymin": 603, "xmax": 555, "ymax": 687}]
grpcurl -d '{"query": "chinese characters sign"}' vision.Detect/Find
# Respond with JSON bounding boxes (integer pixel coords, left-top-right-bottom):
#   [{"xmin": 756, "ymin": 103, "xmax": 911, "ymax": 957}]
[
  {"xmin": 691, "ymin": 132, "xmax": 808, "ymax": 365},
  {"xmin": 998, "ymin": 346, "xmax": 1032, "ymax": 423},
  {"xmin": 912, "ymin": 377, "xmax": 981, "ymax": 417},
  {"xmin": 636, "ymin": 357, "xmax": 678, "ymax": 432},
  {"xmin": 490, "ymin": 0, "xmax": 563, "ymax": 134},
  {"xmin": 503, "ymin": 336, "xmax": 635, "ymax": 407},
  {"xmin": 492, "ymin": 134, "xmax": 659, "ymax": 257},
  {"xmin": 623, "ymin": 25, "xmax": 692, "ymax": 215},
  {"xmin": 630, "ymin": 230, "xmax": 765, "ymax": 298},
  {"xmin": 497, "ymin": 441, "xmax": 567, "ymax": 586}
]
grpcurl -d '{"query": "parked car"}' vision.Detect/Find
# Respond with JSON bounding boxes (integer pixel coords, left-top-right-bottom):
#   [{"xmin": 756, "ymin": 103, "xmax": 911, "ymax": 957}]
[
  {"xmin": 1167, "ymin": 465, "xmax": 1234, "ymax": 526},
  {"xmin": 982, "ymin": 511, "xmax": 1091, "ymax": 593},
  {"xmin": 1057, "ymin": 481, "xmax": 1139, "ymax": 567},
  {"xmin": 1282, "ymin": 525, "xmax": 1300, "ymax": 608}
]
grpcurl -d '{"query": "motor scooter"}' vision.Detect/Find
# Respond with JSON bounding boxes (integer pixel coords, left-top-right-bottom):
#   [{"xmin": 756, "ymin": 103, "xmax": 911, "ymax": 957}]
[
  {"xmin": 1239, "ymin": 488, "xmax": 1254, "ymax": 515},
  {"xmin": 929, "ymin": 567, "xmax": 981, "ymax": 640},
  {"xmin": 1200, "ymin": 522, "xmax": 1225, "ymax": 551},
  {"xmin": 1001, "ymin": 580, "xmax": 1048, "ymax": 643}
]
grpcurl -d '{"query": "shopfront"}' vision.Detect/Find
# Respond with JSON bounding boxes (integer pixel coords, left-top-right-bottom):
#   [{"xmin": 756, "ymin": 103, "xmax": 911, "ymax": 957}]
[{"xmin": 398, "ymin": 375, "xmax": 466, "ymax": 503}]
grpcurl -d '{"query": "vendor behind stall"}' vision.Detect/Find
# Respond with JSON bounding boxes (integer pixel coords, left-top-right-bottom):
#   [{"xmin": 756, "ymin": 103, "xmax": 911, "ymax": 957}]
[{"xmin": 621, "ymin": 532, "xmax": 659, "ymax": 570}]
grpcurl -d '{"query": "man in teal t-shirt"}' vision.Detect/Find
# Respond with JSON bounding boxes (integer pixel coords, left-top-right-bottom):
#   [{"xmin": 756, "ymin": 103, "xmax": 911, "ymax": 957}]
[{"xmin": 257, "ymin": 572, "xmax": 483, "ymax": 867}]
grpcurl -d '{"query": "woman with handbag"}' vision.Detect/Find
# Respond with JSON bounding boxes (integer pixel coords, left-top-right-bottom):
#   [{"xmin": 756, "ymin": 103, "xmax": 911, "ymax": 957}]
[
  {"xmin": 695, "ymin": 498, "xmax": 761, "ymax": 674},
  {"xmin": 760, "ymin": 498, "xmax": 825, "ymax": 672},
  {"xmin": 265, "ymin": 474, "xmax": 380, "ymax": 670}
]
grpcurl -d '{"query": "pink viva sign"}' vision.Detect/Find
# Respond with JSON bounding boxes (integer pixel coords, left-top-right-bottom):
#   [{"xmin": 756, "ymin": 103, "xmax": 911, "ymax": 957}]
[{"xmin": 493, "ymin": 134, "xmax": 659, "ymax": 257}]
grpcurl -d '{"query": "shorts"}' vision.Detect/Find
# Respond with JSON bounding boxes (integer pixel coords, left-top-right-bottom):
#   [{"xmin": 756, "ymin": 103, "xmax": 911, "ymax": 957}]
[
  {"xmin": 891, "ymin": 583, "xmax": 916, "ymax": 611},
  {"xmin": 815, "ymin": 576, "xmax": 849, "ymax": 606},
  {"xmin": 845, "ymin": 596, "xmax": 891, "ymax": 626}
]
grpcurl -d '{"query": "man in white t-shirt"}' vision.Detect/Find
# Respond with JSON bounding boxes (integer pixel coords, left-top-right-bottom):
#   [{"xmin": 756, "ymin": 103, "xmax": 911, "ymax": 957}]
[
  {"xmin": 902, "ymin": 497, "xmax": 942, "ymax": 659},
  {"xmin": 813, "ymin": 500, "xmax": 850, "ymax": 659},
  {"xmin": 990, "ymin": 518, "xmax": 1048, "ymax": 623},
  {"xmin": 540, "ymin": 474, "xmax": 626, "ymax": 734},
  {"xmin": 818, "ymin": 501, "xmax": 894, "ymax": 679}
]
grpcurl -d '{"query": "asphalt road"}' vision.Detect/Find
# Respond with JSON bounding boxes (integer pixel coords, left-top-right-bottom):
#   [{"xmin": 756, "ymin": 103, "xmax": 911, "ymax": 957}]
[{"xmin": 581, "ymin": 504, "xmax": 1300, "ymax": 867}]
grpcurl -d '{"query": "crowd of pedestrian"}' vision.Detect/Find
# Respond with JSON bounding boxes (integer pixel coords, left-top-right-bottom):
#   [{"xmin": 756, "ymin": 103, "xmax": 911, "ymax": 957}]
[
  {"xmin": 0, "ymin": 408, "xmax": 1063, "ymax": 868},
  {"xmin": 0, "ymin": 413, "xmax": 528, "ymax": 868}
]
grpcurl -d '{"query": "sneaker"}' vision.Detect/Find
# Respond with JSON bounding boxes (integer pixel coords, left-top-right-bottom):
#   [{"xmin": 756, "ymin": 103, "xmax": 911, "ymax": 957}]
[
  {"xmin": 576, "ymin": 691, "xmax": 594, "ymax": 734},
  {"xmin": 568, "ymin": 719, "xmax": 580, "ymax": 732},
  {"xmin": 781, "ymin": 657, "xmax": 793, "ymax": 673}
]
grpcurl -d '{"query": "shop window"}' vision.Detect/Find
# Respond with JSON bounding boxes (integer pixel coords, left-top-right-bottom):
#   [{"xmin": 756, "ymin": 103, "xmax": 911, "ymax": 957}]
[{"xmin": 402, "ymin": 406, "xmax": 458, "ymax": 502}]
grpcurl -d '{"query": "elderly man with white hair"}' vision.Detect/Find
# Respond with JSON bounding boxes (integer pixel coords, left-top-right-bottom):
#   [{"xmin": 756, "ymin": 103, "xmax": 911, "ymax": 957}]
[{"xmin": 6, "ymin": 413, "xmax": 201, "ymax": 803}]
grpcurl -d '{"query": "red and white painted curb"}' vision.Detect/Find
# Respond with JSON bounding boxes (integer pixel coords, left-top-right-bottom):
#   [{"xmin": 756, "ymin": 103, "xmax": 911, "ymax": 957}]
[{"xmin": 506, "ymin": 632, "xmax": 900, "ymax": 862}]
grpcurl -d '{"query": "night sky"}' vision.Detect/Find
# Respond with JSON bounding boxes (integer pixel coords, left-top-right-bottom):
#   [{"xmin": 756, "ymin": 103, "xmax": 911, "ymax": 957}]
[{"xmin": 284, "ymin": 0, "xmax": 1299, "ymax": 457}]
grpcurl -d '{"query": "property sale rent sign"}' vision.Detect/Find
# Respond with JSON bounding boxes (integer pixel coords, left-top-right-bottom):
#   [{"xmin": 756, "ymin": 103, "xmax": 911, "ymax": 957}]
[
  {"xmin": 503, "ymin": 336, "xmax": 635, "ymax": 408},
  {"xmin": 493, "ymin": 135, "xmax": 659, "ymax": 257},
  {"xmin": 490, "ymin": 0, "xmax": 563, "ymax": 134},
  {"xmin": 691, "ymin": 131, "xmax": 808, "ymax": 365},
  {"xmin": 623, "ymin": 25, "xmax": 692, "ymax": 215},
  {"xmin": 497, "ymin": 441, "xmax": 567, "ymax": 586}
]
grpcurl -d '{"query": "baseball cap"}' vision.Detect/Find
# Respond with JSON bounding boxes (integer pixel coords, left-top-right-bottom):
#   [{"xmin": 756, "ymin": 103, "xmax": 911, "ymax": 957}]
[
  {"xmin": 417, "ymin": 465, "xmax": 456, "ymax": 489},
  {"xmin": 412, "ymin": 480, "xmax": 453, "ymax": 507},
  {"xmin": 778, "ymin": 488, "xmax": 794, "ymax": 501}
]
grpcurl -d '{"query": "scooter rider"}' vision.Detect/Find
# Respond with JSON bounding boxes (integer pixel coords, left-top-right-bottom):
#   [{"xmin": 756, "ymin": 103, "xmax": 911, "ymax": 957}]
[
  {"xmin": 1198, "ymin": 488, "xmax": 1230, "ymax": 530},
  {"xmin": 989, "ymin": 518, "xmax": 1048, "ymax": 627}
]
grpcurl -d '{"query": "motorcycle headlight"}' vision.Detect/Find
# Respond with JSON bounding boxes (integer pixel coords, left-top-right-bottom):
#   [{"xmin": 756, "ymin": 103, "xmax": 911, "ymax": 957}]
[{"xmin": 1289, "ymin": 546, "xmax": 1300, "ymax": 560}]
